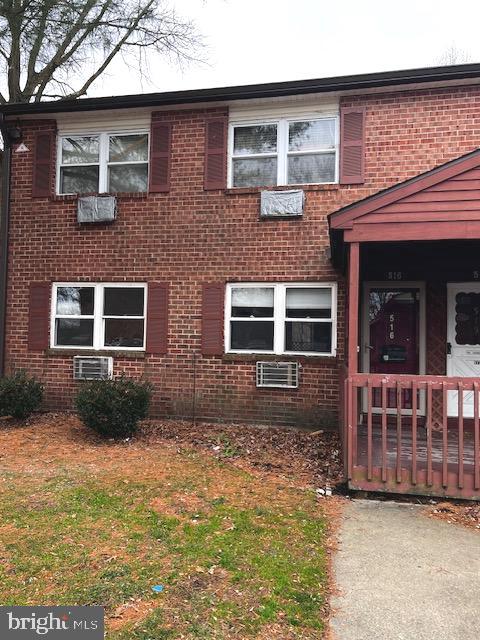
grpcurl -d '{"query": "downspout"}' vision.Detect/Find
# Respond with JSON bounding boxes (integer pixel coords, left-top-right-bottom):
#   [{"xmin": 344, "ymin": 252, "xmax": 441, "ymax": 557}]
[{"xmin": 0, "ymin": 113, "xmax": 12, "ymax": 377}]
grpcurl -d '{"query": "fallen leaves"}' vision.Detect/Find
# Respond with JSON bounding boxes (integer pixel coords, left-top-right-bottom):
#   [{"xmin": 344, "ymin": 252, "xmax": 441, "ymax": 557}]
[
  {"xmin": 427, "ymin": 501, "xmax": 480, "ymax": 531},
  {"xmin": 140, "ymin": 419, "xmax": 344, "ymax": 491}
]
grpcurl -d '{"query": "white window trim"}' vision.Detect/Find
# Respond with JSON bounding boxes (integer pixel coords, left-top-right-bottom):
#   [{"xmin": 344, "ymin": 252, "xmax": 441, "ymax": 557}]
[
  {"xmin": 51, "ymin": 282, "xmax": 147, "ymax": 351},
  {"xmin": 225, "ymin": 282, "xmax": 337, "ymax": 357},
  {"xmin": 227, "ymin": 115, "xmax": 339, "ymax": 188},
  {"xmin": 56, "ymin": 130, "xmax": 150, "ymax": 195}
]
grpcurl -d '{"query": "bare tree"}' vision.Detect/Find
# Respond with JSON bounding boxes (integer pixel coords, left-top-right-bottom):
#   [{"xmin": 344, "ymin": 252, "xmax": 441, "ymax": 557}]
[
  {"xmin": 436, "ymin": 45, "xmax": 472, "ymax": 66},
  {"xmin": 0, "ymin": 0, "xmax": 203, "ymax": 103}
]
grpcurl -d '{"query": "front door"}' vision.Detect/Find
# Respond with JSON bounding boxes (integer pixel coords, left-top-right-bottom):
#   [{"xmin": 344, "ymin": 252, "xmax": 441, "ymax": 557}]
[
  {"xmin": 363, "ymin": 284, "xmax": 424, "ymax": 410},
  {"xmin": 447, "ymin": 283, "xmax": 480, "ymax": 417}
]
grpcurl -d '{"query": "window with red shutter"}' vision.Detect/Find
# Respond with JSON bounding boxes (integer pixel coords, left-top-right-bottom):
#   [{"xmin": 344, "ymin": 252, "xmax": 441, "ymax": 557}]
[
  {"xmin": 51, "ymin": 283, "xmax": 147, "ymax": 350},
  {"xmin": 224, "ymin": 283, "xmax": 337, "ymax": 356},
  {"xmin": 32, "ymin": 131, "xmax": 54, "ymax": 197},
  {"xmin": 340, "ymin": 106, "xmax": 366, "ymax": 184},
  {"xmin": 204, "ymin": 117, "xmax": 228, "ymax": 190},
  {"xmin": 149, "ymin": 121, "xmax": 172, "ymax": 193}
]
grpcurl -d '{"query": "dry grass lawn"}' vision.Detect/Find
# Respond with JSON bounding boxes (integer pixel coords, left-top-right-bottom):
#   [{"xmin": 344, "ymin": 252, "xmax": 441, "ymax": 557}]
[{"xmin": 0, "ymin": 413, "xmax": 342, "ymax": 639}]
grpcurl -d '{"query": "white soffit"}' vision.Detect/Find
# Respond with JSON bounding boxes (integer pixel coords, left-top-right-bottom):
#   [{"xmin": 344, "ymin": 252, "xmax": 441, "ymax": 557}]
[
  {"xmin": 228, "ymin": 94, "xmax": 339, "ymax": 121},
  {"xmin": 56, "ymin": 108, "xmax": 151, "ymax": 133}
]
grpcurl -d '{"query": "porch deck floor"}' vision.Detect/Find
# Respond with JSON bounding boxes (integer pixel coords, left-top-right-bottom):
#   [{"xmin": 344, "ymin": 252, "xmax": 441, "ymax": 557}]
[{"xmin": 356, "ymin": 424, "xmax": 477, "ymax": 473}]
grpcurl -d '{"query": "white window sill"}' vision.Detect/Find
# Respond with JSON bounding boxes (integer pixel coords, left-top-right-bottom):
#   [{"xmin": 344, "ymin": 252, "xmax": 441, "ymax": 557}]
[
  {"xmin": 225, "ymin": 183, "xmax": 339, "ymax": 196},
  {"xmin": 47, "ymin": 348, "xmax": 146, "ymax": 358},
  {"xmin": 52, "ymin": 191, "xmax": 149, "ymax": 201},
  {"xmin": 223, "ymin": 351, "xmax": 337, "ymax": 360}
]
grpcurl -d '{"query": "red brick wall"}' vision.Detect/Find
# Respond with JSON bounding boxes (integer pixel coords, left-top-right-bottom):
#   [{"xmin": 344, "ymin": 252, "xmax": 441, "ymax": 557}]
[{"xmin": 6, "ymin": 84, "xmax": 480, "ymax": 427}]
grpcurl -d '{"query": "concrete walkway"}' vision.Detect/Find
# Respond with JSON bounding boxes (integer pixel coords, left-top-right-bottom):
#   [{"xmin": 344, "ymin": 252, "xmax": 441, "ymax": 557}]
[{"xmin": 330, "ymin": 500, "xmax": 480, "ymax": 640}]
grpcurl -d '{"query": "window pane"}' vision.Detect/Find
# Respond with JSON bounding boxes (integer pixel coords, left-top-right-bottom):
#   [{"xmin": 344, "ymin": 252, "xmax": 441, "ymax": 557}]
[
  {"xmin": 56, "ymin": 319, "xmax": 94, "ymax": 346},
  {"xmin": 60, "ymin": 166, "xmax": 99, "ymax": 194},
  {"xmin": 108, "ymin": 164, "xmax": 148, "ymax": 192},
  {"xmin": 231, "ymin": 287, "xmax": 274, "ymax": 317},
  {"xmin": 109, "ymin": 134, "xmax": 148, "ymax": 162},
  {"xmin": 285, "ymin": 322, "xmax": 332, "ymax": 353},
  {"xmin": 56, "ymin": 287, "xmax": 95, "ymax": 316},
  {"xmin": 287, "ymin": 153, "xmax": 335, "ymax": 184},
  {"xmin": 233, "ymin": 125, "xmax": 277, "ymax": 155},
  {"xmin": 286, "ymin": 288, "xmax": 332, "ymax": 319},
  {"xmin": 104, "ymin": 318, "xmax": 144, "ymax": 348},
  {"xmin": 104, "ymin": 287, "xmax": 144, "ymax": 316},
  {"xmin": 231, "ymin": 321, "xmax": 274, "ymax": 350},
  {"xmin": 62, "ymin": 136, "xmax": 99, "ymax": 164},
  {"xmin": 233, "ymin": 157, "xmax": 277, "ymax": 187},
  {"xmin": 454, "ymin": 292, "xmax": 480, "ymax": 345},
  {"xmin": 288, "ymin": 120, "xmax": 336, "ymax": 151}
]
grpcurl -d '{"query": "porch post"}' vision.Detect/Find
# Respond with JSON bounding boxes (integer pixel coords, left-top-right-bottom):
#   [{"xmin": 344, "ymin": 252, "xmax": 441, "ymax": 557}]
[
  {"xmin": 346, "ymin": 241, "xmax": 360, "ymax": 478},
  {"xmin": 347, "ymin": 242, "xmax": 360, "ymax": 374}
]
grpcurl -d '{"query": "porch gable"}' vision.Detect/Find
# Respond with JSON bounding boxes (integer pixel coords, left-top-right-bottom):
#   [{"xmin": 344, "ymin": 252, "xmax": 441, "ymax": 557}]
[{"xmin": 329, "ymin": 148, "xmax": 480, "ymax": 243}]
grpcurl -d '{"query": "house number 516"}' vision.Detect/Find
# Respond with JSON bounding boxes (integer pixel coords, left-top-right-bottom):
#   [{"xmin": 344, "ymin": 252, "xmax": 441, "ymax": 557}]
[{"xmin": 387, "ymin": 271, "xmax": 402, "ymax": 281}]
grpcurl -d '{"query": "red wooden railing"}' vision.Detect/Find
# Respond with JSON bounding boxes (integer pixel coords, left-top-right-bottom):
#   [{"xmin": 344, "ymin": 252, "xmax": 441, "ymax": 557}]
[{"xmin": 345, "ymin": 373, "xmax": 480, "ymax": 499}]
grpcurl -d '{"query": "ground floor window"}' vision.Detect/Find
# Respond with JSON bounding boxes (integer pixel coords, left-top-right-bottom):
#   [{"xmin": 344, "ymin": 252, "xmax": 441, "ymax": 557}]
[
  {"xmin": 225, "ymin": 282, "xmax": 337, "ymax": 355},
  {"xmin": 51, "ymin": 283, "xmax": 146, "ymax": 350}
]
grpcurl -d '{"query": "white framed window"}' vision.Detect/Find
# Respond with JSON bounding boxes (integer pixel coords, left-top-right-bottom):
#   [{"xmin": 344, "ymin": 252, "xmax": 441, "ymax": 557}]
[
  {"xmin": 57, "ymin": 132, "xmax": 149, "ymax": 195},
  {"xmin": 51, "ymin": 283, "xmax": 147, "ymax": 351},
  {"xmin": 228, "ymin": 117, "xmax": 338, "ymax": 188},
  {"xmin": 225, "ymin": 283, "xmax": 337, "ymax": 356}
]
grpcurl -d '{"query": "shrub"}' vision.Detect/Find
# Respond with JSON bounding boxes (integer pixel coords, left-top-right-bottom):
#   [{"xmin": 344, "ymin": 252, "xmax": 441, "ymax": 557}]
[
  {"xmin": 75, "ymin": 377, "xmax": 152, "ymax": 438},
  {"xmin": 0, "ymin": 370, "xmax": 43, "ymax": 419}
]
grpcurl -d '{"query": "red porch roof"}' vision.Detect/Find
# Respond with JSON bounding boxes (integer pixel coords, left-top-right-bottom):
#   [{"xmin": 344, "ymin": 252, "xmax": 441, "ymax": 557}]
[{"xmin": 329, "ymin": 148, "xmax": 480, "ymax": 243}]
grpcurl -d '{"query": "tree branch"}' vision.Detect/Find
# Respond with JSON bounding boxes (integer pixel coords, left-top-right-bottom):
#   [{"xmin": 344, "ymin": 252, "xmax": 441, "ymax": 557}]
[
  {"xmin": 0, "ymin": 0, "xmax": 205, "ymax": 103},
  {"xmin": 61, "ymin": 7, "xmax": 150, "ymax": 99}
]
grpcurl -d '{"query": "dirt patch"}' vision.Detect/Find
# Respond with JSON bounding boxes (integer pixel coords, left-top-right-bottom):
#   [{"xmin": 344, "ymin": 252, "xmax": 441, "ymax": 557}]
[
  {"xmin": 109, "ymin": 598, "xmax": 157, "ymax": 631},
  {"xmin": 150, "ymin": 492, "xmax": 208, "ymax": 518},
  {"xmin": 427, "ymin": 501, "xmax": 480, "ymax": 531},
  {"xmin": 255, "ymin": 624, "xmax": 308, "ymax": 639}
]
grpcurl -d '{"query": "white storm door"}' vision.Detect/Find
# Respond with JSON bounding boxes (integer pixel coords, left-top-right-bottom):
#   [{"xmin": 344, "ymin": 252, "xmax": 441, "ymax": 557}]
[{"xmin": 447, "ymin": 283, "xmax": 480, "ymax": 417}]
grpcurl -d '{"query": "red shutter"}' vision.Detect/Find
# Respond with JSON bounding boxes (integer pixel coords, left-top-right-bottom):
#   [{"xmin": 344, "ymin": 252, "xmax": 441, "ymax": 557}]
[
  {"xmin": 149, "ymin": 121, "xmax": 172, "ymax": 193},
  {"xmin": 28, "ymin": 282, "xmax": 50, "ymax": 350},
  {"xmin": 32, "ymin": 131, "xmax": 54, "ymax": 197},
  {"xmin": 340, "ymin": 106, "xmax": 366, "ymax": 184},
  {"xmin": 201, "ymin": 283, "xmax": 224, "ymax": 355},
  {"xmin": 204, "ymin": 117, "xmax": 228, "ymax": 190},
  {"xmin": 146, "ymin": 282, "xmax": 169, "ymax": 354}
]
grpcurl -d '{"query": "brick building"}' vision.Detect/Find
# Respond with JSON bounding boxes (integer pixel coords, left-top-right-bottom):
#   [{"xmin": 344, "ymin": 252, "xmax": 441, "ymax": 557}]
[{"xmin": 4, "ymin": 64, "xmax": 480, "ymax": 499}]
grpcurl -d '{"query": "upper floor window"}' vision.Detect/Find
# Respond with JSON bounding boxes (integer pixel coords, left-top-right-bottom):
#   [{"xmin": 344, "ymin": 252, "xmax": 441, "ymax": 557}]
[
  {"xmin": 57, "ymin": 132, "xmax": 149, "ymax": 195},
  {"xmin": 229, "ymin": 117, "xmax": 338, "ymax": 188}
]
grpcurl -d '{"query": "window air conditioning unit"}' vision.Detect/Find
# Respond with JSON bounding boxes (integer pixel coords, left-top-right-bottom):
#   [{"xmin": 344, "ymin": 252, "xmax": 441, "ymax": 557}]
[
  {"xmin": 256, "ymin": 361, "xmax": 300, "ymax": 389},
  {"xmin": 77, "ymin": 195, "xmax": 117, "ymax": 223},
  {"xmin": 73, "ymin": 356, "xmax": 113, "ymax": 381},
  {"xmin": 260, "ymin": 189, "xmax": 304, "ymax": 218}
]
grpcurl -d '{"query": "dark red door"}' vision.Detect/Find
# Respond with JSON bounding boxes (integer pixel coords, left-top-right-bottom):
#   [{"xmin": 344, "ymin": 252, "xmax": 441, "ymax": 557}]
[{"xmin": 368, "ymin": 288, "xmax": 420, "ymax": 408}]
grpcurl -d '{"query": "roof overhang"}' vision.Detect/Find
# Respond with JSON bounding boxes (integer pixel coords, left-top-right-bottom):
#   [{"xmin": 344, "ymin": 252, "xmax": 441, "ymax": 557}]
[
  {"xmin": 329, "ymin": 148, "xmax": 480, "ymax": 267},
  {"xmin": 4, "ymin": 62, "xmax": 480, "ymax": 117}
]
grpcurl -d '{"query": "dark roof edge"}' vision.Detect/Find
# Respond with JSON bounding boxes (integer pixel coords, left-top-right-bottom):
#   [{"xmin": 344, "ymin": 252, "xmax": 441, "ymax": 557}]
[
  {"xmin": 4, "ymin": 62, "xmax": 480, "ymax": 116},
  {"xmin": 328, "ymin": 146, "xmax": 480, "ymax": 224}
]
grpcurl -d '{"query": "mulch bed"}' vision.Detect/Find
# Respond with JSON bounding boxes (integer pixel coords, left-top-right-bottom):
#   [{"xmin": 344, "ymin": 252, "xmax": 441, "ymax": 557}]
[{"xmin": 139, "ymin": 419, "xmax": 345, "ymax": 491}]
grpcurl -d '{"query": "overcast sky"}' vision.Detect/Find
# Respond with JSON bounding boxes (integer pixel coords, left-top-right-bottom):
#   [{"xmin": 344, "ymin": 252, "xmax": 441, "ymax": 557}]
[{"xmin": 92, "ymin": 0, "xmax": 480, "ymax": 97}]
